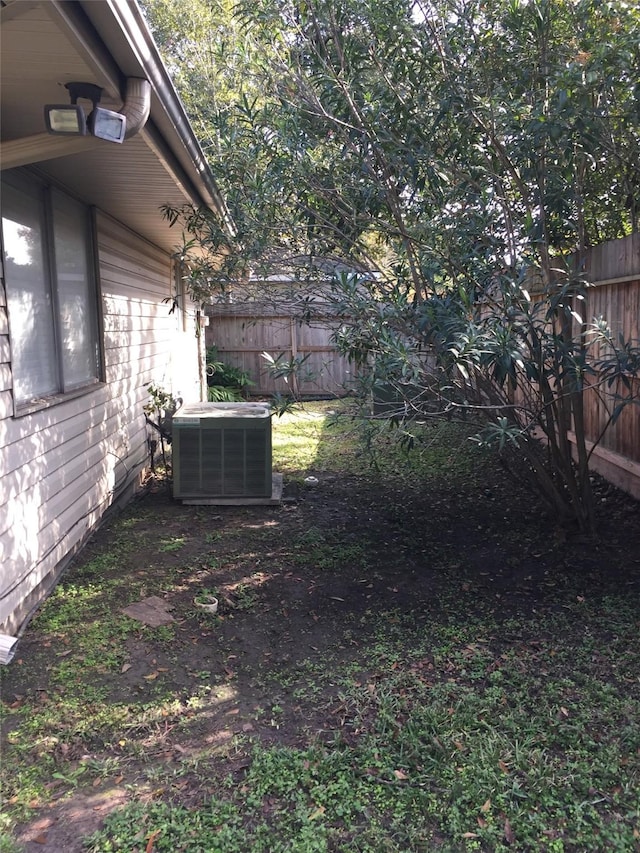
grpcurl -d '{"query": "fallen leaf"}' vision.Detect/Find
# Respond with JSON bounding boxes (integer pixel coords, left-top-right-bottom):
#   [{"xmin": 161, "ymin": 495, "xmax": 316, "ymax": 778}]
[
  {"xmin": 114, "ymin": 775, "xmax": 124, "ymax": 785},
  {"xmin": 504, "ymin": 818, "xmax": 515, "ymax": 844},
  {"xmin": 309, "ymin": 805, "xmax": 326, "ymax": 821},
  {"xmin": 146, "ymin": 829, "xmax": 161, "ymax": 852},
  {"xmin": 481, "ymin": 798, "xmax": 491, "ymax": 813},
  {"xmin": 498, "ymin": 759, "xmax": 510, "ymax": 774},
  {"xmin": 462, "ymin": 833, "xmax": 478, "ymax": 839},
  {"xmin": 32, "ymin": 834, "xmax": 48, "ymax": 845},
  {"xmin": 477, "ymin": 817, "xmax": 487, "ymax": 828},
  {"xmin": 560, "ymin": 706, "xmax": 569, "ymax": 718},
  {"xmin": 92, "ymin": 778, "xmax": 102, "ymax": 788},
  {"xmin": 393, "ymin": 769, "xmax": 409, "ymax": 780},
  {"xmin": 143, "ymin": 672, "xmax": 159, "ymax": 681},
  {"xmin": 330, "ymin": 596, "xmax": 345, "ymax": 602},
  {"xmin": 121, "ymin": 663, "xmax": 132, "ymax": 673}
]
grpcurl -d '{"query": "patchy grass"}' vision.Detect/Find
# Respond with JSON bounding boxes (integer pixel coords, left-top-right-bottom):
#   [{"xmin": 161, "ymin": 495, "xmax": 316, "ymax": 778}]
[
  {"xmin": 1, "ymin": 401, "xmax": 639, "ymax": 852},
  {"xmin": 85, "ymin": 603, "xmax": 639, "ymax": 852}
]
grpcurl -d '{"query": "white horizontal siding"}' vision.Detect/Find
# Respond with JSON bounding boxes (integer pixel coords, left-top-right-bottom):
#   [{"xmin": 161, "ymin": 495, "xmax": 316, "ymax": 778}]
[
  {"xmin": 1, "ymin": 385, "xmax": 110, "ymax": 462},
  {"xmin": 0, "ymin": 389, "xmax": 13, "ymax": 421},
  {"xmin": 0, "ymin": 336, "xmax": 10, "ymax": 365},
  {"xmin": 0, "ymin": 212, "xmax": 200, "ymax": 634},
  {"xmin": 0, "ymin": 390, "xmax": 146, "ymax": 499},
  {"xmin": 0, "ymin": 364, "xmax": 12, "ymax": 393}
]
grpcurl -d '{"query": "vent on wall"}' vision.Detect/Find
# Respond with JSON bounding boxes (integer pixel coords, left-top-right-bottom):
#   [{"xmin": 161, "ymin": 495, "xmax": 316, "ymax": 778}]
[{"xmin": 172, "ymin": 403, "xmax": 272, "ymax": 502}]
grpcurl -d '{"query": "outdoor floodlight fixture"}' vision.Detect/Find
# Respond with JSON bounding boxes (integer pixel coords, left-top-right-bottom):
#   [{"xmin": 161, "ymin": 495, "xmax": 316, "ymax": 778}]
[
  {"xmin": 44, "ymin": 103, "xmax": 87, "ymax": 135},
  {"xmin": 88, "ymin": 107, "xmax": 127, "ymax": 143},
  {"xmin": 44, "ymin": 81, "xmax": 126, "ymax": 143}
]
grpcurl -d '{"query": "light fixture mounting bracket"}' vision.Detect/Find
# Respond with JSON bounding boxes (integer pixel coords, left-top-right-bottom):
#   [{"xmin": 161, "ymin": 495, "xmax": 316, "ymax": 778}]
[{"xmin": 65, "ymin": 81, "xmax": 103, "ymax": 107}]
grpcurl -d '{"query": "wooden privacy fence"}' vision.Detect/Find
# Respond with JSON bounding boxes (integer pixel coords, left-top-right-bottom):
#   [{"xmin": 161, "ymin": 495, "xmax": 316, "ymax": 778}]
[
  {"xmin": 205, "ymin": 235, "xmax": 639, "ymax": 496},
  {"xmin": 570, "ymin": 234, "xmax": 640, "ymax": 498},
  {"xmin": 205, "ymin": 301, "xmax": 358, "ymax": 398},
  {"xmin": 528, "ymin": 233, "xmax": 640, "ymax": 498}
]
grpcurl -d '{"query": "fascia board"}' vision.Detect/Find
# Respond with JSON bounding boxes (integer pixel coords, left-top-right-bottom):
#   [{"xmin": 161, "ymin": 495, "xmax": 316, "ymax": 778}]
[
  {"xmin": 47, "ymin": 0, "xmax": 233, "ymax": 233},
  {"xmin": 78, "ymin": 0, "xmax": 233, "ymax": 231}
]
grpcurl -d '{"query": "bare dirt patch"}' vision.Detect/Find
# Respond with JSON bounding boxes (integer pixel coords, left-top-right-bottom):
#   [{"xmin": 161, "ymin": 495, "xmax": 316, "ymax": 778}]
[{"xmin": 3, "ymin": 414, "xmax": 640, "ymax": 852}]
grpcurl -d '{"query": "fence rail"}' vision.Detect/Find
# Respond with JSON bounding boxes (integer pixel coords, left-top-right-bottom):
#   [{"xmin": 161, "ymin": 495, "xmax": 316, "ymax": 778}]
[{"xmin": 205, "ymin": 305, "xmax": 357, "ymax": 398}]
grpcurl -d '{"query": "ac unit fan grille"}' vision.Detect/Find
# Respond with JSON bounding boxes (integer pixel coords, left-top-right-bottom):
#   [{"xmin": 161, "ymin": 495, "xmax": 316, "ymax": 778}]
[{"xmin": 173, "ymin": 410, "xmax": 272, "ymax": 499}]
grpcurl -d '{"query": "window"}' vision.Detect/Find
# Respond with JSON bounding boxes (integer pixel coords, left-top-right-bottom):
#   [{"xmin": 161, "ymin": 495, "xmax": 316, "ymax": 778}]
[{"xmin": 1, "ymin": 172, "xmax": 101, "ymax": 410}]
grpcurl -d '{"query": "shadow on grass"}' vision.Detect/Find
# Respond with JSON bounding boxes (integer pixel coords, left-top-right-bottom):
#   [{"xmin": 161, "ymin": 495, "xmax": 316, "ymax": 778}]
[{"xmin": 1, "ymin": 401, "xmax": 639, "ymax": 852}]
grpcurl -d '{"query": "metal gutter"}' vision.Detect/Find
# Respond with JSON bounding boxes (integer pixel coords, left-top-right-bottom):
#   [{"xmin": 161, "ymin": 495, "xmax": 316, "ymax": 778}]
[
  {"xmin": 47, "ymin": 0, "xmax": 234, "ymax": 233},
  {"xmin": 98, "ymin": 0, "xmax": 234, "ymax": 233}
]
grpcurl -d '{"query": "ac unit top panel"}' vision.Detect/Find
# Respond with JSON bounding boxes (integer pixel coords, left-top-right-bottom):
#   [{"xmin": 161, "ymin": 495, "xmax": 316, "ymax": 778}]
[{"xmin": 174, "ymin": 402, "xmax": 271, "ymax": 424}]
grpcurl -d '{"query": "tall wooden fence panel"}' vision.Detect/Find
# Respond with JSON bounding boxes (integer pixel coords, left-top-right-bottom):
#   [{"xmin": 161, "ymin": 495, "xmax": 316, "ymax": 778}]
[
  {"xmin": 572, "ymin": 234, "xmax": 640, "ymax": 497},
  {"xmin": 205, "ymin": 304, "xmax": 357, "ymax": 398}
]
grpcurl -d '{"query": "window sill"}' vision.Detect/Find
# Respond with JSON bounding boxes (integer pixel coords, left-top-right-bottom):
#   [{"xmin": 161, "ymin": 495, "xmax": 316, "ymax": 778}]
[{"xmin": 13, "ymin": 381, "xmax": 105, "ymax": 418}]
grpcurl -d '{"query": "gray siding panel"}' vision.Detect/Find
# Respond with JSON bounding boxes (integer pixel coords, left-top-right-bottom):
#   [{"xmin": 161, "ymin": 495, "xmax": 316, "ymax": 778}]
[{"xmin": 0, "ymin": 213, "xmax": 200, "ymax": 634}]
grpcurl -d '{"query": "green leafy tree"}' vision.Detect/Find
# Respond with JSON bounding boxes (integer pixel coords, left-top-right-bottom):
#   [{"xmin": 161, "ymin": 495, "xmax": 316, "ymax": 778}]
[{"xmin": 143, "ymin": 0, "xmax": 640, "ymax": 531}]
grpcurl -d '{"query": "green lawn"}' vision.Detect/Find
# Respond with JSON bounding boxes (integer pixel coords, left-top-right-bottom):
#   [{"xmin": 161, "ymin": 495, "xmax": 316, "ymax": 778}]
[{"xmin": 1, "ymin": 401, "xmax": 639, "ymax": 852}]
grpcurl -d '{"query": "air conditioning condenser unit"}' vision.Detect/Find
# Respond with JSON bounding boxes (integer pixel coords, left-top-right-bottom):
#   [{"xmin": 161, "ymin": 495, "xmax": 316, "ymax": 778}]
[{"xmin": 172, "ymin": 402, "xmax": 280, "ymax": 504}]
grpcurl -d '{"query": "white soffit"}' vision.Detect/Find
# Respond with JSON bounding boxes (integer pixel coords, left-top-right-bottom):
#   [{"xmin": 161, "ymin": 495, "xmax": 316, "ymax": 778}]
[{"xmin": 0, "ymin": 0, "xmax": 219, "ymax": 253}]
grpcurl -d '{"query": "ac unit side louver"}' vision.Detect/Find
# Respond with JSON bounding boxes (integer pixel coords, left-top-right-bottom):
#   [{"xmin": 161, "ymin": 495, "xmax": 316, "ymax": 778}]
[{"xmin": 172, "ymin": 402, "xmax": 273, "ymax": 503}]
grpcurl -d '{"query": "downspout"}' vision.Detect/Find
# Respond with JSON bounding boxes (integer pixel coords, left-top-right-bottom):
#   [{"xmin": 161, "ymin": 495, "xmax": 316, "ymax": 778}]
[
  {"xmin": 121, "ymin": 77, "xmax": 151, "ymax": 139},
  {"xmin": 107, "ymin": 0, "xmax": 235, "ymax": 233}
]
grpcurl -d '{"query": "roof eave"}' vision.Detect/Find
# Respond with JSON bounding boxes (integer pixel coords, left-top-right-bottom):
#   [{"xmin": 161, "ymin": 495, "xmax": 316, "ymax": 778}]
[{"xmin": 75, "ymin": 0, "xmax": 233, "ymax": 231}]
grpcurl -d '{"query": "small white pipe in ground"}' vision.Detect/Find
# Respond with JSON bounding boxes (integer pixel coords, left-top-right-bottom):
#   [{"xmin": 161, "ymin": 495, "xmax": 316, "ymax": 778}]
[{"xmin": 0, "ymin": 634, "xmax": 18, "ymax": 665}]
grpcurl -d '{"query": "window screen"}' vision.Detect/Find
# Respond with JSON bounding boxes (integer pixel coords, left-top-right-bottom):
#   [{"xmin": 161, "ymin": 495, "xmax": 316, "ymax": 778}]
[{"xmin": 1, "ymin": 172, "xmax": 101, "ymax": 409}]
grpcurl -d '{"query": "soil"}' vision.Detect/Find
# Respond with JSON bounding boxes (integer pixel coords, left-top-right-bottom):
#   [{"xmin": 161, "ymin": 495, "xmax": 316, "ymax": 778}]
[{"xmin": 4, "ymin": 455, "xmax": 640, "ymax": 852}]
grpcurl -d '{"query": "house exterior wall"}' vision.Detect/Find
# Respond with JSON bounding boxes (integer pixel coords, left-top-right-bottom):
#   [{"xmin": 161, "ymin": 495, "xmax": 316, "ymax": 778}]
[{"xmin": 0, "ymin": 212, "xmax": 201, "ymax": 635}]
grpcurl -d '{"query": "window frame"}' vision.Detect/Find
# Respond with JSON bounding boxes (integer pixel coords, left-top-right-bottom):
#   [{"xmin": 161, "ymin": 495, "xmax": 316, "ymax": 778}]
[{"xmin": 1, "ymin": 169, "xmax": 104, "ymax": 417}]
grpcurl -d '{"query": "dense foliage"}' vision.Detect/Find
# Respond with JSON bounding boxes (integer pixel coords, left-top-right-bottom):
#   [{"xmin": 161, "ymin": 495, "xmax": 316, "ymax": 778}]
[{"xmin": 142, "ymin": 0, "xmax": 640, "ymax": 530}]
